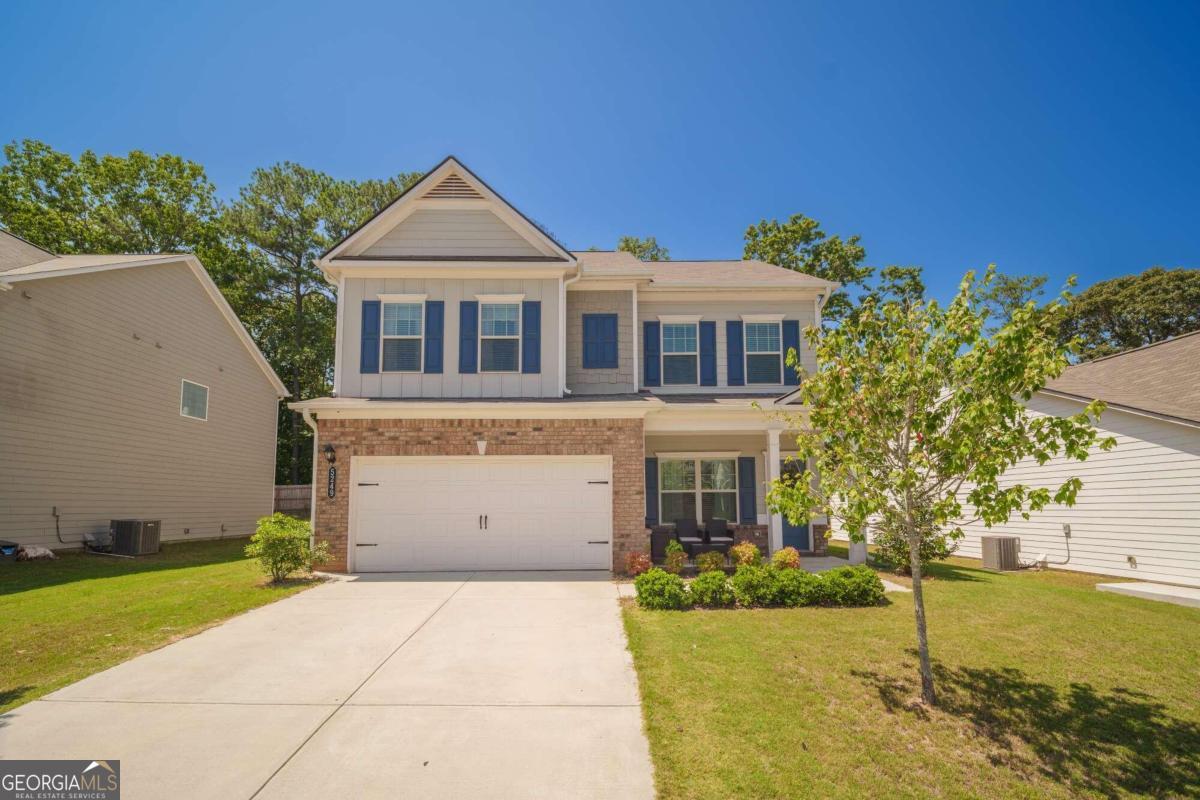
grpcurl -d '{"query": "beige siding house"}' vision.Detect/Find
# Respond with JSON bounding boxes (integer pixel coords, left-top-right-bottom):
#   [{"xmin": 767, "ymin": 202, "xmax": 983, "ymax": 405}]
[
  {"xmin": 291, "ymin": 156, "xmax": 839, "ymax": 574},
  {"xmin": 0, "ymin": 231, "xmax": 288, "ymax": 548}
]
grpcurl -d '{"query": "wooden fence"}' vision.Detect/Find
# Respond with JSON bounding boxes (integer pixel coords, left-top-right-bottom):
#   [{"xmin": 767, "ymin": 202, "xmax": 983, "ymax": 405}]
[{"xmin": 274, "ymin": 485, "xmax": 312, "ymax": 518}]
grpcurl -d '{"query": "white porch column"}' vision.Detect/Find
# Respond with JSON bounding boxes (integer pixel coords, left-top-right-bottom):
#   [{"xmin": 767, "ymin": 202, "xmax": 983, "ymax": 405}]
[{"xmin": 766, "ymin": 426, "xmax": 783, "ymax": 553}]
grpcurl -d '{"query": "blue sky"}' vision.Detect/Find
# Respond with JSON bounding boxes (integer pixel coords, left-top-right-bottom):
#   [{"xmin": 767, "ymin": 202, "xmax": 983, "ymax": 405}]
[{"xmin": 3, "ymin": 0, "xmax": 1197, "ymax": 301}]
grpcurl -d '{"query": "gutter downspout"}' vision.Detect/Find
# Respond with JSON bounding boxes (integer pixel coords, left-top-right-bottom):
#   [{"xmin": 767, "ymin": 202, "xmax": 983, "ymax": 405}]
[
  {"xmin": 301, "ymin": 408, "xmax": 319, "ymax": 550},
  {"xmin": 560, "ymin": 265, "xmax": 583, "ymax": 395}
]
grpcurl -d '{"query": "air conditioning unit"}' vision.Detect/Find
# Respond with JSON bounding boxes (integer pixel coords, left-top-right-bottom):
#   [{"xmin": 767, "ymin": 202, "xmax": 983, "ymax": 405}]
[
  {"xmin": 110, "ymin": 519, "xmax": 161, "ymax": 556},
  {"xmin": 981, "ymin": 535, "xmax": 1020, "ymax": 571}
]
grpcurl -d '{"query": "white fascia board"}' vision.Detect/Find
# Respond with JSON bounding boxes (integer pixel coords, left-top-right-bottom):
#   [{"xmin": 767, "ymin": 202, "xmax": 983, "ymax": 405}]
[
  {"xmin": 288, "ymin": 397, "xmax": 663, "ymax": 420},
  {"xmin": 1035, "ymin": 388, "xmax": 1200, "ymax": 430},
  {"xmin": 323, "ymin": 263, "xmax": 573, "ymax": 282}
]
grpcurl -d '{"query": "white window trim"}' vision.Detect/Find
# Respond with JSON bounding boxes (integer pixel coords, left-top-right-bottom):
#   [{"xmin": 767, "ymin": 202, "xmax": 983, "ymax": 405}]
[
  {"xmin": 658, "ymin": 456, "xmax": 740, "ymax": 526},
  {"xmin": 479, "ymin": 299, "xmax": 522, "ymax": 374},
  {"xmin": 657, "ymin": 314, "xmax": 701, "ymax": 323},
  {"xmin": 180, "ymin": 379, "xmax": 209, "ymax": 422},
  {"xmin": 660, "ymin": 320, "xmax": 699, "ymax": 386},
  {"xmin": 744, "ymin": 320, "xmax": 783, "ymax": 386},
  {"xmin": 380, "ymin": 300, "xmax": 425, "ymax": 373}
]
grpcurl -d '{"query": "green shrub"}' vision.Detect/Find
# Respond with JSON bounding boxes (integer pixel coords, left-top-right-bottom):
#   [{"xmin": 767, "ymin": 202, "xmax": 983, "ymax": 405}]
[
  {"xmin": 244, "ymin": 513, "xmax": 329, "ymax": 582},
  {"xmin": 771, "ymin": 546, "xmax": 801, "ymax": 570},
  {"xmin": 625, "ymin": 551, "xmax": 652, "ymax": 576},
  {"xmin": 689, "ymin": 570, "xmax": 735, "ymax": 608},
  {"xmin": 634, "ymin": 568, "xmax": 689, "ymax": 610},
  {"xmin": 666, "ymin": 538, "xmax": 685, "ymax": 554},
  {"xmin": 730, "ymin": 564, "xmax": 781, "ymax": 607},
  {"xmin": 695, "ymin": 550, "xmax": 726, "ymax": 573},
  {"xmin": 775, "ymin": 568, "xmax": 821, "ymax": 607},
  {"xmin": 871, "ymin": 507, "xmax": 959, "ymax": 575},
  {"xmin": 729, "ymin": 541, "xmax": 762, "ymax": 567},
  {"xmin": 664, "ymin": 550, "xmax": 688, "ymax": 575},
  {"xmin": 818, "ymin": 565, "xmax": 886, "ymax": 606}
]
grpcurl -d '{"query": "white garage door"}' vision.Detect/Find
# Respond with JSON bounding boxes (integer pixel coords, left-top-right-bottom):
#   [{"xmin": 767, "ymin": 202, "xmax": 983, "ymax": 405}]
[{"xmin": 351, "ymin": 456, "xmax": 613, "ymax": 572}]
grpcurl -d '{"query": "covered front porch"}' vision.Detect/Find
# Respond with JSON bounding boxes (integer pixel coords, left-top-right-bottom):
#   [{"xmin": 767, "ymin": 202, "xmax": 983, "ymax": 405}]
[{"xmin": 642, "ymin": 396, "xmax": 829, "ymax": 563}]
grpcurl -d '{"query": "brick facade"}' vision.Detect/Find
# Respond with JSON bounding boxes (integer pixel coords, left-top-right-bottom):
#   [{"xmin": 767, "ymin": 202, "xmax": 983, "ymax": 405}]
[
  {"xmin": 313, "ymin": 416, "xmax": 645, "ymax": 573},
  {"xmin": 811, "ymin": 523, "xmax": 830, "ymax": 555}
]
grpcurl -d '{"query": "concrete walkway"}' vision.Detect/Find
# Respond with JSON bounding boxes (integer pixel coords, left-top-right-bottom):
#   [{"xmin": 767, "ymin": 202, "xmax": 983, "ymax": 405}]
[
  {"xmin": 1097, "ymin": 581, "xmax": 1200, "ymax": 609},
  {"xmin": 0, "ymin": 572, "xmax": 654, "ymax": 800}
]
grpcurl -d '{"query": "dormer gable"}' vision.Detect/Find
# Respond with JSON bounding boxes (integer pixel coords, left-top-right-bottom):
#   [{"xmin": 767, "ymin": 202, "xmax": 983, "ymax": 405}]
[{"xmin": 322, "ymin": 156, "xmax": 574, "ymax": 265}]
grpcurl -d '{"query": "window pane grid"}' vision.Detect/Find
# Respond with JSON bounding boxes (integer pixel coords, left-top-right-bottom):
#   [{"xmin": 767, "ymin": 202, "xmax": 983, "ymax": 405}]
[
  {"xmin": 482, "ymin": 303, "xmax": 520, "ymax": 337},
  {"xmin": 383, "ymin": 303, "xmax": 423, "ymax": 336},
  {"xmin": 660, "ymin": 458, "xmax": 740, "ymax": 525},
  {"xmin": 662, "ymin": 323, "xmax": 697, "ymax": 354},
  {"xmin": 745, "ymin": 322, "xmax": 780, "ymax": 353}
]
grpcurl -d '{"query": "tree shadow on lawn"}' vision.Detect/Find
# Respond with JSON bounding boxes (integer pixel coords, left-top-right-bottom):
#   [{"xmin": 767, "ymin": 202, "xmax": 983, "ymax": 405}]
[
  {"xmin": 0, "ymin": 686, "xmax": 36, "ymax": 724},
  {"xmin": 853, "ymin": 659, "xmax": 1200, "ymax": 798}
]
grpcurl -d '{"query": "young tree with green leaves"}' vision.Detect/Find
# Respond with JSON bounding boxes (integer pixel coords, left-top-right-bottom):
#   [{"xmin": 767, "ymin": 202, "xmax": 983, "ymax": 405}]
[
  {"xmin": 743, "ymin": 214, "xmax": 870, "ymax": 323},
  {"xmin": 1058, "ymin": 266, "xmax": 1200, "ymax": 360},
  {"xmin": 768, "ymin": 268, "xmax": 1114, "ymax": 705},
  {"xmin": 617, "ymin": 235, "xmax": 670, "ymax": 261}
]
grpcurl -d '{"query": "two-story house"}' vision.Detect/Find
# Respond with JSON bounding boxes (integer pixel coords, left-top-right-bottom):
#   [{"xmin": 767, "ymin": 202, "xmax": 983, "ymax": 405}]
[{"xmin": 291, "ymin": 157, "xmax": 836, "ymax": 573}]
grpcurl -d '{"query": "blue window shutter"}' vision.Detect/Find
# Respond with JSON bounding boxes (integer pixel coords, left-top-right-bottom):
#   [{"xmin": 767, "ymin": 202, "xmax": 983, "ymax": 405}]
[
  {"xmin": 783, "ymin": 320, "xmax": 801, "ymax": 386},
  {"xmin": 423, "ymin": 301, "xmax": 444, "ymax": 374},
  {"xmin": 645, "ymin": 458, "xmax": 659, "ymax": 526},
  {"xmin": 583, "ymin": 314, "xmax": 618, "ymax": 369},
  {"xmin": 521, "ymin": 301, "xmax": 541, "ymax": 374},
  {"xmin": 643, "ymin": 321, "xmax": 661, "ymax": 387},
  {"xmin": 699, "ymin": 321, "xmax": 717, "ymax": 386},
  {"xmin": 737, "ymin": 456, "xmax": 756, "ymax": 524},
  {"xmin": 726, "ymin": 321, "xmax": 744, "ymax": 386},
  {"xmin": 360, "ymin": 301, "xmax": 380, "ymax": 374},
  {"xmin": 459, "ymin": 301, "xmax": 478, "ymax": 374}
]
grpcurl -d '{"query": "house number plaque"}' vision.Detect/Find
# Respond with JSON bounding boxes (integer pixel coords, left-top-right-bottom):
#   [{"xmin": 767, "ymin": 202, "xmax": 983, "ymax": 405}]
[{"xmin": 327, "ymin": 466, "xmax": 337, "ymax": 498}]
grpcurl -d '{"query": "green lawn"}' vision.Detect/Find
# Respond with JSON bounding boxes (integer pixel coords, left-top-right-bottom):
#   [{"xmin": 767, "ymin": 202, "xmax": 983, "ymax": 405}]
[
  {"xmin": 0, "ymin": 538, "xmax": 317, "ymax": 713},
  {"xmin": 623, "ymin": 548, "xmax": 1200, "ymax": 799}
]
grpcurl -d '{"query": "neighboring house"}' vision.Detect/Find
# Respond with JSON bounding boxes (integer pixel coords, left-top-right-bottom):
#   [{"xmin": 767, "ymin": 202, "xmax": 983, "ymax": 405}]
[
  {"xmin": 955, "ymin": 332, "xmax": 1200, "ymax": 587},
  {"xmin": 830, "ymin": 331, "xmax": 1200, "ymax": 588},
  {"xmin": 290, "ymin": 157, "xmax": 837, "ymax": 573},
  {"xmin": 0, "ymin": 229, "xmax": 288, "ymax": 548}
]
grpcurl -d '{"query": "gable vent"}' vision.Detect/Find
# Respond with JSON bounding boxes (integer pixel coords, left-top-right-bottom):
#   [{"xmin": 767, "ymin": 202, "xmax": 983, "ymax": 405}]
[{"xmin": 424, "ymin": 173, "xmax": 484, "ymax": 200}]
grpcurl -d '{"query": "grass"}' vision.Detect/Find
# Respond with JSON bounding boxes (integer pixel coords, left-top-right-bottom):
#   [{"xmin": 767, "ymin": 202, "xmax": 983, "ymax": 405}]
[
  {"xmin": 622, "ymin": 547, "xmax": 1200, "ymax": 799},
  {"xmin": 0, "ymin": 538, "xmax": 317, "ymax": 713}
]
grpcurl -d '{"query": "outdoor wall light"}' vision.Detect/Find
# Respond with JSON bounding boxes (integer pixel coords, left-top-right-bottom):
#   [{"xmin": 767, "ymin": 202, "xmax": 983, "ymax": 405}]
[{"xmin": 323, "ymin": 443, "xmax": 336, "ymax": 464}]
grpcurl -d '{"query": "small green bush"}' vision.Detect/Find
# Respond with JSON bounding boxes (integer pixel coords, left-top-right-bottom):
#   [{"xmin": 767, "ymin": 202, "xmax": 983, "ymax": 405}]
[
  {"xmin": 729, "ymin": 541, "xmax": 762, "ymax": 567},
  {"xmin": 775, "ymin": 568, "xmax": 821, "ymax": 607},
  {"xmin": 695, "ymin": 550, "xmax": 726, "ymax": 573},
  {"xmin": 634, "ymin": 568, "xmax": 689, "ymax": 610},
  {"xmin": 625, "ymin": 551, "xmax": 652, "ymax": 576},
  {"xmin": 818, "ymin": 565, "xmax": 886, "ymax": 606},
  {"xmin": 771, "ymin": 546, "xmax": 801, "ymax": 570},
  {"xmin": 689, "ymin": 570, "xmax": 735, "ymax": 608},
  {"xmin": 730, "ymin": 564, "xmax": 781, "ymax": 607},
  {"xmin": 245, "ymin": 513, "xmax": 329, "ymax": 582},
  {"xmin": 666, "ymin": 538, "xmax": 685, "ymax": 554}
]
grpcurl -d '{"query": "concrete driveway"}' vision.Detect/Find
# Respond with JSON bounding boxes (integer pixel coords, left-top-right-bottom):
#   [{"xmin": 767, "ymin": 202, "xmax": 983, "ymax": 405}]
[{"xmin": 0, "ymin": 572, "xmax": 654, "ymax": 799}]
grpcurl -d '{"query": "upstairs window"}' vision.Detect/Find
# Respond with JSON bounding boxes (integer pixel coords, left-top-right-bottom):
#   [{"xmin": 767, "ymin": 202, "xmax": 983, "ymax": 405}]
[
  {"xmin": 382, "ymin": 302, "xmax": 423, "ymax": 372},
  {"xmin": 661, "ymin": 322, "xmax": 698, "ymax": 385},
  {"xmin": 745, "ymin": 321, "xmax": 782, "ymax": 384},
  {"xmin": 481, "ymin": 302, "xmax": 521, "ymax": 372},
  {"xmin": 180, "ymin": 380, "xmax": 209, "ymax": 421}
]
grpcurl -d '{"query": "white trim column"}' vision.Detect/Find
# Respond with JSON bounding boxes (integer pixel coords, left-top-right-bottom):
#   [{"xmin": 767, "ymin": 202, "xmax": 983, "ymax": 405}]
[{"xmin": 766, "ymin": 426, "xmax": 783, "ymax": 553}]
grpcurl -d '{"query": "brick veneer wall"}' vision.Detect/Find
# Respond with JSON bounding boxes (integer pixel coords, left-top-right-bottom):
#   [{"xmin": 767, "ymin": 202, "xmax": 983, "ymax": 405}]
[
  {"xmin": 811, "ymin": 523, "xmax": 830, "ymax": 555},
  {"xmin": 313, "ymin": 417, "xmax": 645, "ymax": 573}
]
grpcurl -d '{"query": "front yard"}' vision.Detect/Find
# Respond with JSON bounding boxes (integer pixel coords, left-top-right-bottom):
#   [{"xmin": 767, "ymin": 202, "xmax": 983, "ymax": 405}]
[
  {"xmin": 623, "ymin": 550, "xmax": 1200, "ymax": 799},
  {"xmin": 0, "ymin": 538, "xmax": 316, "ymax": 713}
]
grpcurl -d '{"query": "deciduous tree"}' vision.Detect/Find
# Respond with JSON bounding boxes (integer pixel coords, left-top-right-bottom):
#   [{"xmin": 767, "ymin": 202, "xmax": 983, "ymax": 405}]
[
  {"xmin": 1058, "ymin": 267, "xmax": 1200, "ymax": 360},
  {"xmin": 743, "ymin": 214, "xmax": 870, "ymax": 323},
  {"xmin": 617, "ymin": 235, "xmax": 670, "ymax": 261},
  {"xmin": 768, "ymin": 268, "xmax": 1113, "ymax": 705}
]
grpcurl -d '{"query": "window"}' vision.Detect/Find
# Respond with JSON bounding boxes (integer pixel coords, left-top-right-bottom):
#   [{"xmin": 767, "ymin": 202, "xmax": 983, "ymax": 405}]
[
  {"xmin": 660, "ymin": 458, "xmax": 738, "ymax": 524},
  {"xmin": 180, "ymin": 380, "xmax": 208, "ymax": 421},
  {"xmin": 382, "ymin": 302, "xmax": 423, "ymax": 372},
  {"xmin": 661, "ymin": 322, "xmax": 698, "ymax": 385},
  {"xmin": 745, "ymin": 321, "xmax": 782, "ymax": 384},
  {"xmin": 481, "ymin": 302, "xmax": 520, "ymax": 372}
]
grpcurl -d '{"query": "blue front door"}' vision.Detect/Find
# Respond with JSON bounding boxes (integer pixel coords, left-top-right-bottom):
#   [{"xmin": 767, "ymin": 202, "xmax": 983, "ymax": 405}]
[{"xmin": 780, "ymin": 460, "xmax": 810, "ymax": 551}]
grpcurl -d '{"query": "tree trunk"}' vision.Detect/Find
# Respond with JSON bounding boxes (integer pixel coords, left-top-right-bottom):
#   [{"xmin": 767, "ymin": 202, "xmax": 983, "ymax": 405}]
[{"xmin": 908, "ymin": 532, "xmax": 936, "ymax": 705}]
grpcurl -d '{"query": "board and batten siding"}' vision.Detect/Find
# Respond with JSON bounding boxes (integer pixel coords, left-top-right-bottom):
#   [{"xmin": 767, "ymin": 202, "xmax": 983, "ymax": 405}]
[
  {"xmin": 360, "ymin": 209, "xmax": 544, "ymax": 258},
  {"xmin": 637, "ymin": 298, "xmax": 817, "ymax": 394},
  {"xmin": 338, "ymin": 277, "xmax": 561, "ymax": 398},
  {"xmin": 565, "ymin": 289, "xmax": 635, "ymax": 395},
  {"xmin": 830, "ymin": 394, "xmax": 1200, "ymax": 588},
  {"xmin": 0, "ymin": 263, "xmax": 280, "ymax": 548}
]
